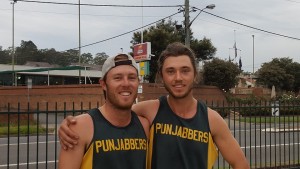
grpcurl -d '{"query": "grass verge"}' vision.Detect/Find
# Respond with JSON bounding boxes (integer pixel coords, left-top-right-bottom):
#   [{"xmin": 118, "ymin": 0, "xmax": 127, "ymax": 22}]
[{"xmin": 0, "ymin": 124, "xmax": 54, "ymax": 136}]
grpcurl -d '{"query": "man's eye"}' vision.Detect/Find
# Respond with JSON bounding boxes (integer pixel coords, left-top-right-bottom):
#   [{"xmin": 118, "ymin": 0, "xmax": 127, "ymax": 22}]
[
  {"xmin": 129, "ymin": 76, "xmax": 137, "ymax": 80},
  {"xmin": 182, "ymin": 69, "xmax": 190, "ymax": 73},
  {"xmin": 114, "ymin": 76, "xmax": 122, "ymax": 80},
  {"xmin": 167, "ymin": 70, "xmax": 174, "ymax": 74},
  {"xmin": 181, "ymin": 67, "xmax": 192, "ymax": 73}
]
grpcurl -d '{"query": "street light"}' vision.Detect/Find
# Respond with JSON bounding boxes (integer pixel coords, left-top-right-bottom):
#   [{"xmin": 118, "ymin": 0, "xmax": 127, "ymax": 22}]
[{"xmin": 185, "ymin": 4, "xmax": 215, "ymax": 47}]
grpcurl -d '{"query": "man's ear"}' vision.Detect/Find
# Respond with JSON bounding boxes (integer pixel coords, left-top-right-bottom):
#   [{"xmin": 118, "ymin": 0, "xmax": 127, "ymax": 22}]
[{"xmin": 99, "ymin": 79, "xmax": 107, "ymax": 91}]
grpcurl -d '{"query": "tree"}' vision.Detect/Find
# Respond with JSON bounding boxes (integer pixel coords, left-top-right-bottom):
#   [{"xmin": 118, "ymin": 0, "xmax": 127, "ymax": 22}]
[
  {"xmin": 257, "ymin": 57, "xmax": 299, "ymax": 92},
  {"xmin": 39, "ymin": 48, "xmax": 62, "ymax": 65},
  {"xmin": 131, "ymin": 19, "xmax": 216, "ymax": 82},
  {"xmin": 65, "ymin": 49, "xmax": 80, "ymax": 65},
  {"xmin": 203, "ymin": 58, "xmax": 241, "ymax": 91},
  {"xmin": 0, "ymin": 47, "xmax": 11, "ymax": 64},
  {"xmin": 14, "ymin": 40, "xmax": 39, "ymax": 64},
  {"xmin": 1, "ymin": 40, "xmax": 111, "ymax": 67},
  {"xmin": 190, "ymin": 38, "xmax": 216, "ymax": 62},
  {"xmin": 93, "ymin": 52, "xmax": 109, "ymax": 65},
  {"xmin": 289, "ymin": 62, "xmax": 300, "ymax": 93},
  {"xmin": 81, "ymin": 53, "xmax": 93, "ymax": 64}
]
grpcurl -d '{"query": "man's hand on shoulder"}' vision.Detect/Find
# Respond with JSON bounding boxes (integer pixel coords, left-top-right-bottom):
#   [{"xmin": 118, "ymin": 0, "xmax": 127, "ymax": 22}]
[{"xmin": 58, "ymin": 115, "xmax": 79, "ymax": 150}]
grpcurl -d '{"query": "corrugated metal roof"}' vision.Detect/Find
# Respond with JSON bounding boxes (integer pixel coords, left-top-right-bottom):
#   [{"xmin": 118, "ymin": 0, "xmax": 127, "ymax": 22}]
[{"xmin": 0, "ymin": 64, "xmax": 102, "ymax": 78}]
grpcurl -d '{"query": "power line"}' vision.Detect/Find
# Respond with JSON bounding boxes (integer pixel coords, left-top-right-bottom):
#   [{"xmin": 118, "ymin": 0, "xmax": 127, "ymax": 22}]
[
  {"xmin": 72, "ymin": 6, "xmax": 300, "ymax": 51},
  {"xmin": 284, "ymin": 0, "xmax": 300, "ymax": 3},
  {"xmin": 15, "ymin": 0, "xmax": 182, "ymax": 8},
  {"xmin": 69, "ymin": 10, "xmax": 183, "ymax": 51},
  {"xmin": 196, "ymin": 8, "xmax": 300, "ymax": 41},
  {"xmin": 1, "ymin": 8, "xmax": 174, "ymax": 18},
  {"xmin": 13, "ymin": 0, "xmax": 300, "ymax": 52}
]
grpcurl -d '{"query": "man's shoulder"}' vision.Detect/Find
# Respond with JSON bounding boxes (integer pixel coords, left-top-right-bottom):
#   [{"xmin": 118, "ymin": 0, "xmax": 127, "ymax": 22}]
[
  {"xmin": 134, "ymin": 99, "xmax": 160, "ymax": 110},
  {"xmin": 207, "ymin": 107, "xmax": 226, "ymax": 134},
  {"xmin": 207, "ymin": 107, "xmax": 221, "ymax": 119},
  {"xmin": 71, "ymin": 114, "xmax": 92, "ymax": 130}
]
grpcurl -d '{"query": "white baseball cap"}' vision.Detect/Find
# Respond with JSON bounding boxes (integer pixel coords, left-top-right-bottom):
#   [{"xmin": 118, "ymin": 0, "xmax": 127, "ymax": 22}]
[{"xmin": 101, "ymin": 53, "xmax": 139, "ymax": 80}]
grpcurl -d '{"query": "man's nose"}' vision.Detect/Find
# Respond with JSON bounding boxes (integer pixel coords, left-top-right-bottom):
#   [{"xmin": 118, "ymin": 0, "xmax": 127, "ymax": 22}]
[
  {"xmin": 175, "ymin": 71, "xmax": 182, "ymax": 80},
  {"xmin": 121, "ymin": 77, "xmax": 130, "ymax": 85}
]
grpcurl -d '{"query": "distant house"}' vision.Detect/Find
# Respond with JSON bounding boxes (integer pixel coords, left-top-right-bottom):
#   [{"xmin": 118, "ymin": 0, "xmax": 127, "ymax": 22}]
[
  {"xmin": 231, "ymin": 73, "xmax": 271, "ymax": 97},
  {"xmin": 236, "ymin": 74, "xmax": 257, "ymax": 88}
]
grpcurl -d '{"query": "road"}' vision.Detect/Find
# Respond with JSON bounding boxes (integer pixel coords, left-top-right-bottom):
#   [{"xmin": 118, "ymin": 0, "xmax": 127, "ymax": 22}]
[
  {"xmin": 0, "ymin": 135, "xmax": 60, "ymax": 169},
  {"xmin": 0, "ymin": 119, "xmax": 299, "ymax": 168}
]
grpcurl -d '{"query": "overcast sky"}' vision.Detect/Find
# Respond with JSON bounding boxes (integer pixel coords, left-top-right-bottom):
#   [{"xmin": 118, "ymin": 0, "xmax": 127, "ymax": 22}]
[{"xmin": 1, "ymin": 0, "xmax": 299, "ymax": 72}]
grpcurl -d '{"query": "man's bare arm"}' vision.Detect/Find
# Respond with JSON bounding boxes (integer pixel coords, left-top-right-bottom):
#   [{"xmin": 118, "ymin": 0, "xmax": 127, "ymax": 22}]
[
  {"xmin": 208, "ymin": 108, "xmax": 250, "ymax": 169},
  {"xmin": 59, "ymin": 114, "xmax": 92, "ymax": 168},
  {"xmin": 59, "ymin": 100, "xmax": 158, "ymax": 150},
  {"xmin": 132, "ymin": 99, "xmax": 159, "ymax": 125}
]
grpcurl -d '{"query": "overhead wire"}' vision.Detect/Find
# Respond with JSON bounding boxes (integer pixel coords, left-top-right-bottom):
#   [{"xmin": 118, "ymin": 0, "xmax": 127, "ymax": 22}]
[
  {"xmin": 76, "ymin": 6, "xmax": 300, "ymax": 50},
  {"xmin": 15, "ymin": 0, "xmax": 182, "ymax": 8},
  {"xmin": 284, "ymin": 0, "xmax": 300, "ymax": 3},
  {"xmin": 69, "ymin": 10, "xmax": 183, "ymax": 51},
  {"xmin": 12, "ymin": 0, "xmax": 300, "ymax": 50},
  {"xmin": 196, "ymin": 8, "xmax": 300, "ymax": 41}
]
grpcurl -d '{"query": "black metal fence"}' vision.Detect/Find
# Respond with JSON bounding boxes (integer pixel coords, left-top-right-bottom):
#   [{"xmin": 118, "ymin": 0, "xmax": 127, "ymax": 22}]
[{"xmin": 0, "ymin": 101, "xmax": 299, "ymax": 169}]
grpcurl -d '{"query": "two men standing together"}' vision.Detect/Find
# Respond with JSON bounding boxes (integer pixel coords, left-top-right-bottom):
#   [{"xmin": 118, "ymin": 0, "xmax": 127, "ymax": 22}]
[{"xmin": 59, "ymin": 42, "xmax": 249, "ymax": 169}]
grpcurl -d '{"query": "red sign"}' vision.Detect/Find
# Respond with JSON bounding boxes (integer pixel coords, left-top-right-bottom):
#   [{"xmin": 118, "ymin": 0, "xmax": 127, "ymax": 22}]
[{"xmin": 133, "ymin": 42, "xmax": 151, "ymax": 62}]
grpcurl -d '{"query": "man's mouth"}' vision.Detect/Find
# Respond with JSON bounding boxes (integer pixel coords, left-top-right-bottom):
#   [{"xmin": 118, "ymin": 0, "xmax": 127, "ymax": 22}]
[{"xmin": 120, "ymin": 91, "xmax": 131, "ymax": 96}]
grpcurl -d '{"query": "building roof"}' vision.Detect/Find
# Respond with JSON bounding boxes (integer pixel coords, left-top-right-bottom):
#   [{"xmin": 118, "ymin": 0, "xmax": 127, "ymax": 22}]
[
  {"xmin": 24, "ymin": 61, "xmax": 57, "ymax": 67},
  {"xmin": 0, "ymin": 64, "xmax": 102, "ymax": 78}
]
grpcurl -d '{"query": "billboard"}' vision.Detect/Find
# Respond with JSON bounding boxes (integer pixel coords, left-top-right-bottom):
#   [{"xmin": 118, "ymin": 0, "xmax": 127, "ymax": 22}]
[{"xmin": 133, "ymin": 42, "xmax": 151, "ymax": 62}]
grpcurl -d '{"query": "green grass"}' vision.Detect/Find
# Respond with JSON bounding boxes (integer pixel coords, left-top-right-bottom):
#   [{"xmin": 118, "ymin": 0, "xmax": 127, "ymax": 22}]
[
  {"xmin": 0, "ymin": 124, "xmax": 54, "ymax": 136},
  {"xmin": 239, "ymin": 116, "xmax": 300, "ymax": 123}
]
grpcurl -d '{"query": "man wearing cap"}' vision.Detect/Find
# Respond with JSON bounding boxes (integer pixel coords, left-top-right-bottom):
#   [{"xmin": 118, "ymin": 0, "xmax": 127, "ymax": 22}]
[
  {"xmin": 59, "ymin": 54, "xmax": 149, "ymax": 169},
  {"xmin": 59, "ymin": 43, "xmax": 249, "ymax": 169}
]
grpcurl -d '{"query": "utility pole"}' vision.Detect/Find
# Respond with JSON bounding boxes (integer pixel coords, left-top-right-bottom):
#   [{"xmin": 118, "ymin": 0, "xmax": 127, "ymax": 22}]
[
  {"xmin": 252, "ymin": 35, "xmax": 255, "ymax": 74},
  {"xmin": 141, "ymin": 0, "xmax": 144, "ymax": 43},
  {"xmin": 251, "ymin": 34, "xmax": 255, "ymax": 87},
  {"xmin": 78, "ymin": 0, "xmax": 81, "ymax": 84},
  {"xmin": 184, "ymin": 1, "xmax": 215, "ymax": 47},
  {"xmin": 184, "ymin": 0, "xmax": 190, "ymax": 47}
]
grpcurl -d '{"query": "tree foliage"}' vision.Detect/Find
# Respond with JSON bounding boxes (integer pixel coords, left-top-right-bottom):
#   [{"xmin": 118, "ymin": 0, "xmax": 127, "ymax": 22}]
[
  {"xmin": 0, "ymin": 40, "xmax": 109, "ymax": 67},
  {"xmin": 81, "ymin": 53, "xmax": 93, "ymax": 64},
  {"xmin": 203, "ymin": 58, "xmax": 241, "ymax": 91},
  {"xmin": 15, "ymin": 40, "xmax": 39, "ymax": 64},
  {"xmin": 190, "ymin": 38, "xmax": 216, "ymax": 62},
  {"xmin": 131, "ymin": 19, "xmax": 216, "ymax": 82},
  {"xmin": 0, "ymin": 46, "xmax": 11, "ymax": 64},
  {"xmin": 257, "ymin": 57, "xmax": 300, "ymax": 92},
  {"xmin": 93, "ymin": 52, "xmax": 109, "ymax": 65}
]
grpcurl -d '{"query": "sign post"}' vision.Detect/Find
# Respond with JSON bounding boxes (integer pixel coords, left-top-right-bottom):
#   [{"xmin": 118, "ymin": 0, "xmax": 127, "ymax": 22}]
[
  {"xmin": 271, "ymin": 101, "xmax": 279, "ymax": 116},
  {"xmin": 133, "ymin": 42, "xmax": 152, "ymax": 83},
  {"xmin": 27, "ymin": 78, "xmax": 32, "ymax": 102}
]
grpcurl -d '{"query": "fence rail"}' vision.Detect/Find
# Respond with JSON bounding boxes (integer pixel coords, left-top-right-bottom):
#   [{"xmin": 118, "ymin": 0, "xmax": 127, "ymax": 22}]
[{"xmin": 0, "ymin": 101, "xmax": 299, "ymax": 169}]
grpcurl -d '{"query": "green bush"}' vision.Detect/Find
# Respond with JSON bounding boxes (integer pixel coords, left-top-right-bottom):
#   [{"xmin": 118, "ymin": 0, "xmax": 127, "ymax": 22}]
[{"xmin": 225, "ymin": 93, "xmax": 300, "ymax": 117}]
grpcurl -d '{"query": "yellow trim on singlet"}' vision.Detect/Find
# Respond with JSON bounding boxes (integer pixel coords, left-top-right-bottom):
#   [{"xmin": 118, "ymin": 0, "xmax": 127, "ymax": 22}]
[
  {"xmin": 207, "ymin": 133, "xmax": 218, "ymax": 169},
  {"xmin": 146, "ymin": 125, "xmax": 155, "ymax": 169},
  {"xmin": 80, "ymin": 143, "xmax": 94, "ymax": 169}
]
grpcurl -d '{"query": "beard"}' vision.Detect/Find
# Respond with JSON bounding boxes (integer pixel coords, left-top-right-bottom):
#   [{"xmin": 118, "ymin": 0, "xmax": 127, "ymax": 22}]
[
  {"xmin": 105, "ymin": 86, "xmax": 137, "ymax": 110},
  {"xmin": 164, "ymin": 82, "xmax": 193, "ymax": 99}
]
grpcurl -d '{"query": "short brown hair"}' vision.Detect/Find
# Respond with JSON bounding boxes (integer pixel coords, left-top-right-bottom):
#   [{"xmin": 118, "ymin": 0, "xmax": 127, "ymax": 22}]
[{"xmin": 157, "ymin": 42, "xmax": 198, "ymax": 78}]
